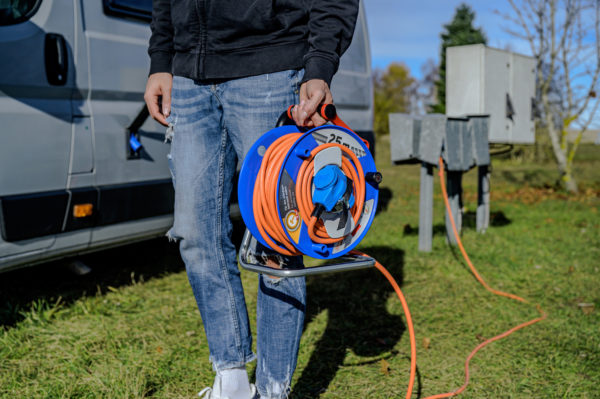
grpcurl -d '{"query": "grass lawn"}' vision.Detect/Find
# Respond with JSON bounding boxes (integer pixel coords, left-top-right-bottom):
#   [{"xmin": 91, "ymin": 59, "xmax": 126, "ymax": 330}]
[{"xmin": 1, "ymin": 140, "xmax": 599, "ymax": 398}]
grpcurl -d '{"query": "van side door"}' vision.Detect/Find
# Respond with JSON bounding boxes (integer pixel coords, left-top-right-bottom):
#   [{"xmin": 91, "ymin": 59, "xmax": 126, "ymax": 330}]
[
  {"xmin": 0, "ymin": 1, "xmax": 75, "ymax": 259},
  {"xmin": 80, "ymin": 0, "xmax": 173, "ymax": 245}
]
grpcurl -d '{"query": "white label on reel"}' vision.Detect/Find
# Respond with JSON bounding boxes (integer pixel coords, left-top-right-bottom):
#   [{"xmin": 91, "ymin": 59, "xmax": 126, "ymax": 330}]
[{"xmin": 311, "ymin": 128, "xmax": 367, "ymax": 158}]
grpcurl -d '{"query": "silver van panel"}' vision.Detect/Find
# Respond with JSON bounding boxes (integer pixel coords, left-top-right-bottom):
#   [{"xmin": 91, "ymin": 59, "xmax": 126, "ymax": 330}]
[
  {"xmin": 0, "ymin": 236, "xmax": 56, "ymax": 262},
  {"xmin": 91, "ymin": 215, "xmax": 173, "ymax": 245},
  {"xmin": 331, "ymin": 3, "xmax": 372, "ymax": 131},
  {"xmin": 0, "ymin": 215, "xmax": 172, "ymax": 273},
  {"xmin": 0, "ymin": 0, "xmax": 75, "ymax": 196},
  {"xmin": 0, "ymin": 99, "xmax": 72, "ymax": 195}
]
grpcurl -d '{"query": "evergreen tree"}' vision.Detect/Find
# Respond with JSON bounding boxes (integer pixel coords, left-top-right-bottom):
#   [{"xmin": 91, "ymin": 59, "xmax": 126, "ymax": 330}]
[{"xmin": 431, "ymin": 4, "xmax": 487, "ymax": 114}]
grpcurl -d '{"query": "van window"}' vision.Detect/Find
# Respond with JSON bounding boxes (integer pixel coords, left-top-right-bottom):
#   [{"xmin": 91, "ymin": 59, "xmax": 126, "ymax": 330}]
[
  {"xmin": 0, "ymin": 0, "xmax": 41, "ymax": 26},
  {"xmin": 103, "ymin": 0, "xmax": 152, "ymax": 23}
]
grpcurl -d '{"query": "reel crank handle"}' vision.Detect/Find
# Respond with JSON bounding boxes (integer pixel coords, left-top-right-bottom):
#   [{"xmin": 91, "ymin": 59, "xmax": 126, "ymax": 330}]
[{"xmin": 238, "ymin": 229, "xmax": 375, "ymax": 277}]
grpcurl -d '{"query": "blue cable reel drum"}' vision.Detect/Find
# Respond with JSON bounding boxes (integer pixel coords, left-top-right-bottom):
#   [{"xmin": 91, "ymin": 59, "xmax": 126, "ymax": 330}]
[{"xmin": 238, "ymin": 106, "xmax": 382, "ymax": 276}]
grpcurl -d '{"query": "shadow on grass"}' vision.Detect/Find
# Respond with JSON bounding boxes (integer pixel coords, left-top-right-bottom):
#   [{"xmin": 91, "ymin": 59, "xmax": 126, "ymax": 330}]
[
  {"xmin": 499, "ymin": 169, "xmax": 556, "ymax": 187},
  {"xmin": 464, "ymin": 210, "xmax": 511, "ymax": 228},
  {"xmin": 402, "ymin": 210, "xmax": 512, "ymax": 237},
  {"xmin": 0, "ymin": 238, "xmax": 184, "ymax": 329},
  {"xmin": 402, "ymin": 223, "xmax": 447, "ymax": 237},
  {"xmin": 375, "ymin": 187, "xmax": 393, "ymax": 215},
  {"xmin": 291, "ymin": 246, "xmax": 419, "ymax": 398}
]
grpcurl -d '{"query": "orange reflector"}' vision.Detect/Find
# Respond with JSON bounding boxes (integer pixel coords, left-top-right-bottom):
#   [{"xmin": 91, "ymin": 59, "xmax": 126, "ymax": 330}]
[{"xmin": 73, "ymin": 203, "xmax": 93, "ymax": 218}]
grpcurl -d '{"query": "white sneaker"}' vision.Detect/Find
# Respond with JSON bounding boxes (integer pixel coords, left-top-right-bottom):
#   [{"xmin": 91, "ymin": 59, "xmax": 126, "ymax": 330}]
[{"xmin": 198, "ymin": 383, "xmax": 257, "ymax": 399}]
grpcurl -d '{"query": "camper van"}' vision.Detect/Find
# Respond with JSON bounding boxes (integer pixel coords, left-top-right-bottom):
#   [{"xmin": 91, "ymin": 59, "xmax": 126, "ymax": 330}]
[{"xmin": 0, "ymin": 0, "xmax": 374, "ymax": 272}]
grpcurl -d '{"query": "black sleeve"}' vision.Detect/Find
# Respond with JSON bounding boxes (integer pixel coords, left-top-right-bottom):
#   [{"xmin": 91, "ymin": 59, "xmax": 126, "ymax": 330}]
[
  {"xmin": 302, "ymin": 0, "xmax": 360, "ymax": 86},
  {"xmin": 148, "ymin": 0, "xmax": 174, "ymax": 75}
]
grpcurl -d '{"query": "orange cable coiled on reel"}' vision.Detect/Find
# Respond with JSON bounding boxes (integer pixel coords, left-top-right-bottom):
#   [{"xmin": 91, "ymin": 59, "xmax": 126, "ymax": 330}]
[{"xmin": 253, "ymin": 135, "xmax": 366, "ymax": 254}]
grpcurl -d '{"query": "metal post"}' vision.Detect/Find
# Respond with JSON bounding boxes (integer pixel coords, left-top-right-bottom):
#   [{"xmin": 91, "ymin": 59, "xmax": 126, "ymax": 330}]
[
  {"xmin": 445, "ymin": 170, "xmax": 463, "ymax": 245},
  {"xmin": 477, "ymin": 165, "xmax": 490, "ymax": 233},
  {"xmin": 418, "ymin": 162, "xmax": 434, "ymax": 252}
]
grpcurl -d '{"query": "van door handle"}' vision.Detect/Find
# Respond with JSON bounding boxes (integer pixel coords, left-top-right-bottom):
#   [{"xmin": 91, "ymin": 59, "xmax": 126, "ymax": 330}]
[
  {"xmin": 44, "ymin": 33, "xmax": 68, "ymax": 86},
  {"xmin": 126, "ymin": 106, "xmax": 150, "ymax": 159}
]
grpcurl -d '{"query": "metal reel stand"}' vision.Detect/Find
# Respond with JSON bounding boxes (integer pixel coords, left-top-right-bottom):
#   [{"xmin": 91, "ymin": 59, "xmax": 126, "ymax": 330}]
[{"xmin": 238, "ymin": 229, "xmax": 375, "ymax": 278}]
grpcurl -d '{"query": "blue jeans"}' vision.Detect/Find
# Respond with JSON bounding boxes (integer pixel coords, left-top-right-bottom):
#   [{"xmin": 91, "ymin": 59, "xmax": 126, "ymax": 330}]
[{"xmin": 166, "ymin": 70, "xmax": 306, "ymax": 399}]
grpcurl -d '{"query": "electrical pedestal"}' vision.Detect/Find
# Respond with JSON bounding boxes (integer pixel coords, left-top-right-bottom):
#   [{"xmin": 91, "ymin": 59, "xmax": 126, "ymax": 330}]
[{"xmin": 389, "ymin": 114, "xmax": 491, "ymax": 252}]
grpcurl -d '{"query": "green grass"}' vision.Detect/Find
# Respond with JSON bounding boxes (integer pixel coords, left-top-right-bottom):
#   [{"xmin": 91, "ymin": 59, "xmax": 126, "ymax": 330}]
[{"xmin": 1, "ymin": 140, "xmax": 599, "ymax": 398}]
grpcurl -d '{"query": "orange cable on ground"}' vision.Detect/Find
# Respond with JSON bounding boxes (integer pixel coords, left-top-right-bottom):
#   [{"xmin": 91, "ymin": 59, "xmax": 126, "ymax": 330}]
[
  {"xmin": 351, "ymin": 250, "xmax": 417, "ymax": 399},
  {"xmin": 423, "ymin": 157, "xmax": 547, "ymax": 399},
  {"xmin": 437, "ymin": 158, "xmax": 526, "ymax": 303}
]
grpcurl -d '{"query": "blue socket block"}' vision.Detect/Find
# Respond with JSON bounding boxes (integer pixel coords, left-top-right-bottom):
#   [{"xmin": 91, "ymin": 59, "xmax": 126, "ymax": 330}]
[
  {"xmin": 129, "ymin": 134, "xmax": 142, "ymax": 152},
  {"xmin": 312, "ymin": 165, "xmax": 347, "ymax": 212}
]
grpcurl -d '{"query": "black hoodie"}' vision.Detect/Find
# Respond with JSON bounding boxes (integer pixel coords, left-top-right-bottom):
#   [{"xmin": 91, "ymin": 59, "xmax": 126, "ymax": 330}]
[{"xmin": 148, "ymin": 0, "xmax": 359, "ymax": 85}]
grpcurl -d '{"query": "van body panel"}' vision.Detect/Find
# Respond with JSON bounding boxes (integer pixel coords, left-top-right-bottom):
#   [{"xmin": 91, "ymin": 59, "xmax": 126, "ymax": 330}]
[
  {"xmin": 0, "ymin": 0, "xmax": 75, "ymax": 196},
  {"xmin": 78, "ymin": 0, "xmax": 174, "ymax": 251},
  {"xmin": 0, "ymin": 215, "xmax": 172, "ymax": 273},
  {"xmin": 0, "ymin": 0, "xmax": 77, "ymax": 257},
  {"xmin": 0, "ymin": 100, "xmax": 72, "ymax": 195},
  {"xmin": 70, "ymin": 116, "xmax": 94, "ymax": 174},
  {"xmin": 330, "ymin": 4, "xmax": 373, "ymax": 132},
  {"xmin": 81, "ymin": 1, "xmax": 171, "ymax": 186},
  {"xmin": 91, "ymin": 215, "xmax": 173, "ymax": 246}
]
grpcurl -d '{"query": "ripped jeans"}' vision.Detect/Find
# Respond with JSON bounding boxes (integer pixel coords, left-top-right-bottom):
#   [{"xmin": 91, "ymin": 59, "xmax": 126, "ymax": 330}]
[{"xmin": 166, "ymin": 71, "xmax": 306, "ymax": 399}]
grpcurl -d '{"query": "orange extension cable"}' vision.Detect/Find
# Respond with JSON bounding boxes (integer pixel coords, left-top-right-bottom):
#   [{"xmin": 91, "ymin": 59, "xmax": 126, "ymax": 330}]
[
  {"xmin": 254, "ymin": 138, "xmax": 366, "ymax": 251},
  {"xmin": 351, "ymin": 249, "xmax": 418, "ymax": 399},
  {"xmin": 251, "ymin": 131, "xmax": 545, "ymax": 399},
  {"xmin": 420, "ymin": 157, "xmax": 547, "ymax": 399},
  {"xmin": 253, "ymin": 134, "xmax": 416, "ymax": 398}
]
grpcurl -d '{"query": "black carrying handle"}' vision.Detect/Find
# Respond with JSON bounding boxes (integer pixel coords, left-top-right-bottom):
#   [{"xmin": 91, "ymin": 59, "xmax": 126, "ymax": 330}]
[
  {"xmin": 275, "ymin": 104, "xmax": 338, "ymax": 127},
  {"xmin": 275, "ymin": 104, "xmax": 369, "ymax": 149}
]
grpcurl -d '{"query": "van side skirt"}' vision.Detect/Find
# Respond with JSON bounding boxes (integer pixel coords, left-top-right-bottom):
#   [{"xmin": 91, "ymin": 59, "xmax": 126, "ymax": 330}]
[{"xmin": 0, "ymin": 179, "xmax": 174, "ymax": 242}]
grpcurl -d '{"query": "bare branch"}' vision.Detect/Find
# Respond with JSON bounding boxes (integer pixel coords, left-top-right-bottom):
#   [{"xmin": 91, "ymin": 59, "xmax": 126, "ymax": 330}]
[
  {"xmin": 507, "ymin": 0, "xmax": 538, "ymax": 55},
  {"xmin": 572, "ymin": 0, "xmax": 600, "ymax": 119},
  {"xmin": 503, "ymin": 0, "xmax": 599, "ymax": 192}
]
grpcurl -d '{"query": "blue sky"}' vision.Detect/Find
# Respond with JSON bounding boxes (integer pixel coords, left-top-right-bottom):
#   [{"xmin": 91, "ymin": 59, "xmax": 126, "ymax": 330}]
[{"xmin": 363, "ymin": 1, "xmax": 529, "ymax": 78}]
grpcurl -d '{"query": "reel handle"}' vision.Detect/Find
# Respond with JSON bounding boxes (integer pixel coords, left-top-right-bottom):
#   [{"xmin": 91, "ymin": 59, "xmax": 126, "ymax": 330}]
[
  {"xmin": 284, "ymin": 104, "xmax": 342, "ymax": 127},
  {"xmin": 275, "ymin": 105, "xmax": 333, "ymax": 127},
  {"xmin": 280, "ymin": 104, "xmax": 370, "ymax": 149}
]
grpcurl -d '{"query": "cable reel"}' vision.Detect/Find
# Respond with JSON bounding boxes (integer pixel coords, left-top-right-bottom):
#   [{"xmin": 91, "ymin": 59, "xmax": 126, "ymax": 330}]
[
  {"xmin": 237, "ymin": 106, "xmax": 545, "ymax": 399},
  {"xmin": 238, "ymin": 105, "xmax": 382, "ymax": 275}
]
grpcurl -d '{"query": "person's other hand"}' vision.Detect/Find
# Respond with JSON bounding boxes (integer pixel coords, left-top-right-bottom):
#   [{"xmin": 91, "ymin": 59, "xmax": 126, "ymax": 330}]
[
  {"xmin": 144, "ymin": 72, "xmax": 172, "ymax": 126},
  {"xmin": 293, "ymin": 79, "xmax": 333, "ymax": 127}
]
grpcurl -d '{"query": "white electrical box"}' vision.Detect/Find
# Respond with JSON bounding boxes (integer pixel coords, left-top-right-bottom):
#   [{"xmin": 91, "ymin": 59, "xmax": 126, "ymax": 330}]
[{"xmin": 446, "ymin": 44, "xmax": 536, "ymax": 144}]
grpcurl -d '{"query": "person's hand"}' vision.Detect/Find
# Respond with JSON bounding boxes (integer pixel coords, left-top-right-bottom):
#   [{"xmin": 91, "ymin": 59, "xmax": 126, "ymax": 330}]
[
  {"xmin": 293, "ymin": 79, "xmax": 333, "ymax": 127},
  {"xmin": 144, "ymin": 72, "xmax": 173, "ymax": 126}
]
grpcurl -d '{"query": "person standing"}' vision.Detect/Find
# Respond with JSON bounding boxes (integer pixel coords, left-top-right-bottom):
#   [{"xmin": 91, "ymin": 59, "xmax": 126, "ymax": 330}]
[{"xmin": 144, "ymin": 1, "xmax": 359, "ymax": 398}]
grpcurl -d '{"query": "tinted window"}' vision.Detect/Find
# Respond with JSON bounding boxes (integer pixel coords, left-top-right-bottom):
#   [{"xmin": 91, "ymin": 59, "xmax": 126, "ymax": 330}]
[
  {"xmin": 0, "ymin": 0, "xmax": 42, "ymax": 26},
  {"xmin": 103, "ymin": 0, "xmax": 152, "ymax": 23}
]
